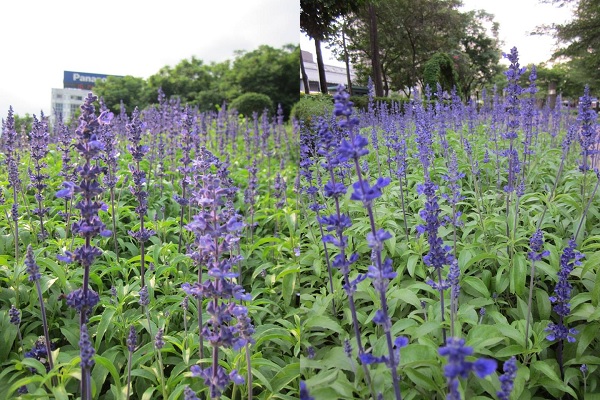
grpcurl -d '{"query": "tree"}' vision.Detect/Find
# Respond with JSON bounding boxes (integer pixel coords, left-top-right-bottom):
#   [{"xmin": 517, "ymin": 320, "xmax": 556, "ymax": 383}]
[
  {"xmin": 229, "ymin": 44, "xmax": 299, "ymax": 118},
  {"xmin": 340, "ymin": 0, "xmax": 465, "ymax": 96},
  {"xmin": 536, "ymin": 0, "xmax": 600, "ymax": 91},
  {"xmin": 423, "ymin": 53, "xmax": 461, "ymax": 94},
  {"xmin": 301, "ymin": 0, "xmax": 363, "ymax": 94},
  {"xmin": 146, "ymin": 56, "xmax": 214, "ymax": 104},
  {"xmin": 93, "ymin": 75, "xmax": 149, "ymax": 113},
  {"xmin": 367, "ymin": 2, "xmax": 384, "ymax": 96},
  {"xmin": 452, "ymin": 10, "xmax": 502, "ymax": 99}
]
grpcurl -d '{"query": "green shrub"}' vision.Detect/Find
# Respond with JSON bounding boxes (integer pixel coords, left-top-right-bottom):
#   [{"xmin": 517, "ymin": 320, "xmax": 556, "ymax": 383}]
[
  {"xmin": 230, "ymin": 92, "xmax": 273, "ymax": 117},
  {"xmin": 290, "ymin": 93, "xmax": 334, "ymax": 129},
  {"xmin": 194, "ymin": 90, "xmax": 227, "ymax": 112}
]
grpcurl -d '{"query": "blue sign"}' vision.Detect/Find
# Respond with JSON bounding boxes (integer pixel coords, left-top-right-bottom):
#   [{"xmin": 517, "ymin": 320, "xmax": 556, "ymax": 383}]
[{"xmin": 63, "ymin": 71, "xmax": 120, "ymax": 89}]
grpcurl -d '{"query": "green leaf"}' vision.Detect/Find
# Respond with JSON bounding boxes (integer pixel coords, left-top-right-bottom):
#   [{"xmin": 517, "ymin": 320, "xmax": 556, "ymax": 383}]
[
  {"xmin": 535, "ymin": 288, "xmax": 552, "ymax": 321},
  {"xmin": 407, "ymin": 255, "xmax": 419, "ymax": 277},
  {"xmin": 404, "ymin": 367, "xmax": 441, "ymax": 392},
  {"xmin": 462, "ymin": 275, "xmax": 490, "ymax": 297},
  {"xmin": 495, "ymin": 345, "xmax": 526, "ymax": 358},
  {"xmin": 462, "ymin": 252, "xmax": 498, "ymax": 273},
  {"xmin": 270, "ymin": 362, "xmax": 299, "ymax": 393},
  {"xmin": 511, "ymin": 253, "xmax": 527, "ymax": 296},
  {"xmin": 304, "ymin": 315, "xmax": 343, "ymax": 334},
  {"xmin": 94, "ymin": 308, "xmax": 116, "ymax": 348},
  {"xmin": 577, "ymin": 322, "xmax": 599, "ymax": 357},
  {"xmin": 94, "ymin": 355, "xmax": 123, "ymax": 392}
]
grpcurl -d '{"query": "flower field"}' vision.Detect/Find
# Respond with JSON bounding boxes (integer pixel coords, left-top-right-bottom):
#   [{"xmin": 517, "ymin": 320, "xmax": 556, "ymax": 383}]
[
  {"xmin": 2, "ymin": 45, "xmax": 600, "ymax": 400},
  {"xmin": 299, "ymin": 49, "xmax": 599, "ymax": 399},
  {"xmin": 0, "ymin": 91, "xmax": 300, "ymax": 399}
]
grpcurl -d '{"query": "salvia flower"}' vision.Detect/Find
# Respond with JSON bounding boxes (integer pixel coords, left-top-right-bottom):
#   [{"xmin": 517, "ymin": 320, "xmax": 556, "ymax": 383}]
[
  {"xmin": 497, "ymin": 356, "xmax": 517, "ymax": 400},
  {"xmin": 184, "ymin": 148, "xmax": 253, "ymax": 398},
  {"xmin": 25, "ymin": 244, "xmax": 41, "ymax": 282},
  {"xmin": 155, "ymin": 328, "xmax": 165, "ymax": 349},
  {"xmin": 56, "ymin": 93, "xmax": 112, "ymax": 328},
  {"xmin": 502, "ymin": 47, "xmax": 526, "ymax": 193},
  {"xmin": 79, "ymin": 323, "xmax": 95, "ymax": 369},
  {"xmin": 527, "ymin": 229, "xmax": 550, "ymax": 262},
  {"xmin": 139, "ymin": 285, "xmax": 149, "ymax": 307},
  {"xmin": 9, "ymin": 305, "xmax": 20, "ymax": 325},
  {"xmin": 183, "ymin": 386, "xmax": 200, "ymax": 400},
  {"xmin": 300, "ymin": 381, "xmax": 315, "ymax": 400},
  {"xmin": 439, "ymin": 338, "xmax": 497, "ymax": 399},
  {"xmin": 24, "ymin": 337, "xmax": 55, "ymax": 372},
  {"xmin": 127, "ymin": 325, "xmax": 137, "ymax": 352},
  {"xmin": 577, "ymin": 85, "xmax": 598, "ymax": 172},
  {"xmin": 333, "ymin": 84, "xmax": 403, "ymax": 399},
  {"xmin": 546, "ymin": 238, "xmax": 583, "ymax": 342},
  {"xmin": 191, "ymin": 365, "xmax": 245, "ymax": 399}
]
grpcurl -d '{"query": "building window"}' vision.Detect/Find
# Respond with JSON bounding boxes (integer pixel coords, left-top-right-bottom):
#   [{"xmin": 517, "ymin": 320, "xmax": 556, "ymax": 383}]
[
  {"xmin": 309, "ymin": 80, "xmax": 321, "ymax": 92},
  {"xmin": 70, "ymin": 103, "xmax": 79, "ymax": 116},
  {"xmin": 56, "ymin": 94, "xmax": 62, "ymax": 99},
  {"xmin": 54, "ymin": 103, "xmax": 63, "ymax": 117}
]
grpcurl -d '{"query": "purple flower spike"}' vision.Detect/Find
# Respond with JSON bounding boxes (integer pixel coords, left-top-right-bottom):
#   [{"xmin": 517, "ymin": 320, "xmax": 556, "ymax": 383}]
[
  {"xmin": 127, "ymin": 325, "xmax": 137, "ymax": 352},
  {"xmin": 9, "ymin": 305, "xmax": 20, "ymax": 325},
  {"xmin": 79, "ymin": 324, "xmax": 95, "ymax": 369},
  {"xmin": 497, "ymin": 356, "xmax": 517, "ymax": 400},
  {"xmin": 24, "ymin": 245, "xmax": 41, "ymax": 282},
  {"xmin": 440, "ymin": 337, "xmax": 497, "ymax": 398},
  {"xmin": 300, "ymin": 381, "xmax": 315, "ymax": 400}
]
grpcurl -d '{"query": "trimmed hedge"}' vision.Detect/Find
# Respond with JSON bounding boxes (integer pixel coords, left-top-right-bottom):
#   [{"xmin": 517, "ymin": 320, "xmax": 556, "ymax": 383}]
[
  {"xmin": 230, "ymin": 92, "xmax": 273, "ymax": 117},
  {"xmin": 291, "ymin": 93, "xmax": 334, "ymax": 128}
]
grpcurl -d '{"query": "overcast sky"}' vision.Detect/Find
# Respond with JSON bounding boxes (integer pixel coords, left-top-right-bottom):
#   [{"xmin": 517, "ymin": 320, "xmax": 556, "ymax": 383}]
[
  {"xmin": 301, "ymin": 0, "xmax": 573, "ymax": 68},
  {"xmin": 0, "ymin": 0, "xmax": 299, "ymax": 118}
]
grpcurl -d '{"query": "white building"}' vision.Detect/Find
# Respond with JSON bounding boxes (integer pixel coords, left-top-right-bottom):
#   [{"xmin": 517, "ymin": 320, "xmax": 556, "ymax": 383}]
[
  {"xmin": 50, "ymin": 70, "xmax": 121, "ymax": 126},
  {"xmin": 50, "ymin": 87, "xmax": 93, "ymax": 125},
  {"xmin": 301, "ymin": 50, "xmax": 357, "ymax": 93}
]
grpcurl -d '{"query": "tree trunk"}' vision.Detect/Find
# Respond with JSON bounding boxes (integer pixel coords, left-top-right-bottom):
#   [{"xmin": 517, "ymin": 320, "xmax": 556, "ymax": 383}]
[
  {"xmin": 314, "ymin": 38, "xmax": 328, "ymax": 94},
  {"xmin": 342, "ymin": 22, "xmax": 353, "ymax": 95},
  {"xmin": 300, "ymin": 50, "xmax": 310, "ymax": 94},
  {"xmin": 368, "ymin": 3, "xmax": 384, "ymax": 97}
]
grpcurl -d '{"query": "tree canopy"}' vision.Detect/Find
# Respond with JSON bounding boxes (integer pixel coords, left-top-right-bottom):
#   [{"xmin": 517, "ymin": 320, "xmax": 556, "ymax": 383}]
[
  {"xmin": 535, "ymin": 0, "xmax": 600, "ymax": 92},
  {"xmin": 331, "ymin": 0, "xmax": 501, "ymax": 98},
  {"xmin": 93, "ymin": 44, "xmax": 298, "ymax": 118}
]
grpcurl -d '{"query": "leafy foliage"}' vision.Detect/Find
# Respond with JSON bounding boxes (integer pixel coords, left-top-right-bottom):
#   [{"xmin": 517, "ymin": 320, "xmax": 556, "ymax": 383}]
[
  {"xmin": 423, "ymin": 53, "xmax": 461, "ymax": 95},
  {"xmin": 230, "ymin": 92, "xmax": 273, "ymax": 117},
  {"xmin": 0, "ymin": 99, "xmax": 300, "ymax": 399},
  {"xmin": 93, "ymin": 43, "xmax": 298, "ymax": 119}
]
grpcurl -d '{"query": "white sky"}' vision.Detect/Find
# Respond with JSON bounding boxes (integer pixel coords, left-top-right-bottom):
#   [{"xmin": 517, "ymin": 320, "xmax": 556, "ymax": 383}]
[
  {"xmin": 301, "ymin": 0, "xmax": 573, "ymax": 68},
  {"xmin": 0, "ymin": 0, "xmax": 299, "ymax": 118}
]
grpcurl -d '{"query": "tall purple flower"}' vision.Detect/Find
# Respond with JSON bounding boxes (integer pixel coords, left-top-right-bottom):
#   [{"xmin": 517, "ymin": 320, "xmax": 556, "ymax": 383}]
[
  {"xmin": 28, "ymin": 112, "xmax": 50, "ymax": 240},
  {"xmin": 175, "ymin": 107, "xmax": 195, "ymax": 253},
  {"xmin": 439, "ymin": 338, "xmax": 497, "ymax": 400},
  {"xmin": 547, "ymin": 239, "xmax": 583, "ymax": 343},
  {"xmin": 24, "ymin": 244, "xmax": 55, "ymax": 380},
  {"xmin": 497, "ymin": 356, "xmax": 517, "ymax": 400},
  {"xmin": 300, "ymin": 381, "xmax": 315, "ymax": 400},
  {"xmin": 126, "ymin": 107, "xmax": 155, "ymax": 286},
  {"xmin": 577, "ymin": 85, "xmax": 598, "ymax": 172},
  {"xmin": 184, "ymin": 149, "xmax": 253, "ymax": 399},
  {"xmin": 55, "ymin": 93, "xmax": 112, "ymax": 399},
  {"xmin": 9, "ymin": 305, "xmax": 21, "ymax": 326},
  {"xmin": 502, "ymin": 47, "xmax": 526, "ymax": 194},
  {"xmin": 3, "ymin": 107, "xmax": 22, "ymax": 269},
  {"xmin": 334, "ymin": 85, "xmax": 403, "ymax": 400}
]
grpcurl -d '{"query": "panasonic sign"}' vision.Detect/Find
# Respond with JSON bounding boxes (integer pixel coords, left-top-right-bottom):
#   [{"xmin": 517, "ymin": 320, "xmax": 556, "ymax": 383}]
[{"xmin": 63, "ymin": 70, "xmax": 121, "ymax": 90}]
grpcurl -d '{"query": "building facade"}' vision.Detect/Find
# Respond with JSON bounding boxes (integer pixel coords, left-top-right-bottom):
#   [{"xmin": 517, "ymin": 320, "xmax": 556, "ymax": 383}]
[
  {"xmin": 301, "ymin": 50, "xmax": 356, "ymax": 93},
  {"xmin": 50, "ymin": 70, "xmax": 122, "ymax": 125}
]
